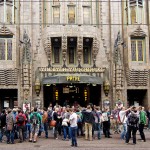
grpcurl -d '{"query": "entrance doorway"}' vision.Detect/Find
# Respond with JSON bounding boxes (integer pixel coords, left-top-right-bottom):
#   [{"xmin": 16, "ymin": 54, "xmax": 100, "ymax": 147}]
[
  {"xmin": 127, "ymin": 89, "xmax": 147, "ymax": 107},
  {"xmin": 0, "ymin": 89, "xmax": 18, "ymax": 111},
  {"xmin": 43, "ymin": 84, "xmax": 101, "ymax": 108}
]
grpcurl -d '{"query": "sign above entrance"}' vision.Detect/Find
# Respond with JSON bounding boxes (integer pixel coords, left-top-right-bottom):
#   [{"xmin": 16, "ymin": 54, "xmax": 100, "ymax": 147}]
[
  {"xmin": 66, "ymin": 76, "xmax": 80, "ymax": 82},
  {"xmin": 39, "ymin": 67, "xmax": 105, "ymax": 73}
]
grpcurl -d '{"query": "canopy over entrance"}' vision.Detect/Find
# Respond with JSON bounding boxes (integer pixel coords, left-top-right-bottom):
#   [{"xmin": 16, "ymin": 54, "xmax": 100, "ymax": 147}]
[{"xmin": 42, "ymin": 74, "xmax": 103, "ymax": 84}]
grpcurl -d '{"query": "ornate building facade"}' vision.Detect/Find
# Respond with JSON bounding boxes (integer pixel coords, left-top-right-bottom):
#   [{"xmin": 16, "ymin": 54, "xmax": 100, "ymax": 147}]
[{"xmin": 0, "ymin": 0, "xmax": 149, "ymax": 110}]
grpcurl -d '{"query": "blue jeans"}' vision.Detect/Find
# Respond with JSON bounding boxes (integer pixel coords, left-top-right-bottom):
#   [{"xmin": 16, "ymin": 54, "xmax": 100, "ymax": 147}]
[
  {"xmin": 121, "ymin": 123, "xmax": 127, "ymax": 140},
  {"xmin": 0, "ymin": 128, "xmax": 5, "ymax": 141},
  {"xmin": 44, "ymin": 122, "xmax": 48, "ymax": 138},
  {"xmin": 6, "ymin": 130, "xmax": 14, "ymax": 143},
  {"xmin": 25, "ymin": 123, "xmax": 31, "ymax": 139},
  {"xmin": 148, "ymin": 120, "xmax": 150, "ymax": 129},
  {"xmin": 63, "ymin": 126, "xmax": 68, "ymax": 139},
  {"xmin": 94, "ymin": 123, "xmax": 101, "ymax": 139},
  {"xmin": 70, "ymin": 126, "xmax": 77, "ymax": 146}
]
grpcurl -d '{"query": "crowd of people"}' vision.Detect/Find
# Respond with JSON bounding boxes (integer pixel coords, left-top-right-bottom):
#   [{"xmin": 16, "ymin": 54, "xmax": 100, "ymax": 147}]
[{"xmin": 0, "ymin": 103, "xmax": 150, "ymax": 147}]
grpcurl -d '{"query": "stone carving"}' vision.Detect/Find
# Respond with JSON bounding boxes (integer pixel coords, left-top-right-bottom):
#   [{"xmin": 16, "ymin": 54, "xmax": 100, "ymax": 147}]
[
  {"xmin": 62, "ymin": 35, "xmax": 67, "ymax": 68},
  {"xmin": 0, "ymin": 25, "xmax": 13, "ymax": 36},
  {"xmin": 130, "ymin": 26, "xmax": 146, "ymax": 37},
  {"xmin": 77, "ymin": 36, "xmax": 83, "ymax": 68},
  {"xmin": 22, "ymin": 30, "xmax": 31, "ymax": 63}
]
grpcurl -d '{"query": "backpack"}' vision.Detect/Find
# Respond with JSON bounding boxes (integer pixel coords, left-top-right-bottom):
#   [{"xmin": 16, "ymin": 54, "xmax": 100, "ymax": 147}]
[
  {"xmin": 31, "ymin": 113, "xmax": 39, "ymax": 125},
  {"xmin": 48, "ymin": 110, "xmax": 53, "ymax": 122},
  {"xmin": 128, "ymin": 113, "xmax": 139, "ymax": 126},
  {"xmin": 18, "ymin": 114, "xmax": 25, "ymax": 124}
]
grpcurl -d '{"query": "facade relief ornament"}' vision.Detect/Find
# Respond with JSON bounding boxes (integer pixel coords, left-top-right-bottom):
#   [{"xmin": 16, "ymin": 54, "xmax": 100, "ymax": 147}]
[
  {"xmin": 77, "ymin": 36, "xmax": 83, "ymax": 68},
  {"xmin": 62, "ymin": 35, "xmax": 67, "ymax": 68},
  {"xmin": 0, "ymin": 25, "xmax": 13, "ymax": 36},
  {"xmin": 130, "ymin": 26, "xmax": 146, "ymax": 37}
]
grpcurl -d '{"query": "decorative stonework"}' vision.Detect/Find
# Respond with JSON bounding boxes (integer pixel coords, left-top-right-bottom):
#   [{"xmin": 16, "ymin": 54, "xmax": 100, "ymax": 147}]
[
  {"xmin": 0, "ymin": 25, "xmax": 13, "ymax": 36},
  {"xmin": 130, "ymin": 26, "xmax": 146, "ymax": 37},
  {"xmin": 0, "ymin": 69, "xmax": 18, "ymax": 85},
  {"xmin": 62, "ymin": 35, "xmax": 67, "ymax": 68},
  {"xmin": 127, "ymin": 69, "xmax": 149, "ymax": 86},
  {"xmin": 77, "ymin": 36, "xmax": 83, "ymax": 68}
]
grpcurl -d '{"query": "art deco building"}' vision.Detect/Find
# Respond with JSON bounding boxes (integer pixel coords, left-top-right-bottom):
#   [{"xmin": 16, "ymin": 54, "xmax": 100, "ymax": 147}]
[{"xmin": 0, "ymin": 0, "xmax": 149, "ymax": 110}]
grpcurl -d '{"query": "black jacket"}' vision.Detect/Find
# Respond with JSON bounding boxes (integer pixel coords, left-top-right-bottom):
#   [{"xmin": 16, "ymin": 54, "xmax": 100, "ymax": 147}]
[{"xmin": 82, "ymin": 110, "xmax": 95, "ymax": 124}]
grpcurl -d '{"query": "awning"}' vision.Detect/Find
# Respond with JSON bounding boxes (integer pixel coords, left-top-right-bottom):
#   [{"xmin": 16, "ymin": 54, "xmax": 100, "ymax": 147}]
[{"xmin": 42, "ymin": 74, "xmax": 103, "ymax": 84}]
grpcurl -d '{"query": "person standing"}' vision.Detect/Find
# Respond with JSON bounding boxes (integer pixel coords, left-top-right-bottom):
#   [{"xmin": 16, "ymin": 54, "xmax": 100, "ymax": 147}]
[
  {"xmin": 126, "ymin": 107, "xmax": 139, "ymax": 145},
  {"xmin": 42, "ymin": 107, "xmax": 48, "ymax": 138},
  {"xmin": 82, "ymin": 105, "xmax": 95, "ymax": 141},
  {"xmin": 6, "ymin": 109, "xmax": 15, "ymax": 144},
  {"xmin": 69, "ymin": 108, "xmax": 78, "ymax": 147},
  {"xmin": 0, "ymin": 109, "xmax": 6, "ymax": 142},
  {"xmin": 29, "ymin": 107, "xmax": 42, "ymax": 143},
  {"xmin": 138, "ymin": 106, "xmax": 146, "ymax": 142},
  {"xmin": 16, "ymin": 109, "xmax": 27, "ymax": 143},
  {"xmin": 147, "ymin": 106, "xmax": 150, "ymax": 130}
]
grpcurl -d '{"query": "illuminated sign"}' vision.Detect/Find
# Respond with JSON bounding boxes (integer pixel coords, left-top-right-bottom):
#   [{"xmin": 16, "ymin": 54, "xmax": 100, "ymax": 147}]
[{"xmin": 66, "ymin": 76, "xmax": 80, "ymax": 82}]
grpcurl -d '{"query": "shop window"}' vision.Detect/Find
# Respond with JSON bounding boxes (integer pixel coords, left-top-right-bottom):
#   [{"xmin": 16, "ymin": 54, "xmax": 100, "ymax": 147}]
[
  {"xmin": 0, "ymin": 38, "xmax": 12, "ymax": 60},
  {"xmin": 131, "ymin": 39, "xmax": 145, "ymax": 61},
  {"xmin": 68, "ymin": 5, "xmax": 75, "ymax": 24}
]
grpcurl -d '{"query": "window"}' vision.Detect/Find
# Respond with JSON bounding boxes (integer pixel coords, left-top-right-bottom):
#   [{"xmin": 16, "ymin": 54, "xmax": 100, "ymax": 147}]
[
  {"xmin": 68, "ymin": 6, "xmax": 75, "ymax": 24},
  {"xmin": 131, "ymin": 39, "xmax": 144, "ymax": 61},
  {"xmin": 53, "ymin": 6, "xmax": 60, "ymax": 24},
  {"xmin": 51, "ymin": 37, "xmax": 61, "ymax": 64},
  {"xmin": 83, "ymin": 6, "xmax": 91, "ymax": 24},
  {"xmin": 0, "ymin": 38, "xmax": 12, "ymax": 60},
  {"xmin": 83, "ymin": 38, "xmax": 92, "ymax": 64},
  {"xmin": 68, "ymin": 37, "xmax": 77, "ymax": 64},
  {"xmin": 129, "ymin": 0, "xmax": 143, "ymax": 24},
  {"xmin": 0, "ymin": 0, "xmax": 15, "ymax": 23}
]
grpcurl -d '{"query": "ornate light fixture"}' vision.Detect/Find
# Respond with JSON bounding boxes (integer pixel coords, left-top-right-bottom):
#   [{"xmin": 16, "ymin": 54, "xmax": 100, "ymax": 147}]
[
  {"xmin": 34, "ymin": 77, "xmax": 41, "ymax": 96},
  {"xmin": 103, "ymin": 80, "xmax": 110, "ymax": 97}
]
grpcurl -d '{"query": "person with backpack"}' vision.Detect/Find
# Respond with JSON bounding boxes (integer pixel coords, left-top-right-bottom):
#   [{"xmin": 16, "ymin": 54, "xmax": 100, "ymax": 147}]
[
  {"xmin": 0, "ymin": 109, "xmax": 6, "ymax": 142},
  {"xmin": 6, "ymin": 108, "xmax": 15, "ymax": 144},
  {"xmin": 16, "ymin": 109, "xmax": 27, "ymax": 143},
  {"xmin": 126, "ymin": 106, "xmax": 139, "ymax": 145},
  {"xmin": 76, "ymin": 108, "xmax": 83, "ymax": 137},
  {"xmin": 29, "ymin": 107, "xmax": 42, "ymax": 143}
]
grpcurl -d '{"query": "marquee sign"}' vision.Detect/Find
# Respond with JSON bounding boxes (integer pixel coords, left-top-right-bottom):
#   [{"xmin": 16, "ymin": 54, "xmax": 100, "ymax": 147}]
[{"xmin": 39, "ymin": 67, "xmax": 105, "ymax": 73}]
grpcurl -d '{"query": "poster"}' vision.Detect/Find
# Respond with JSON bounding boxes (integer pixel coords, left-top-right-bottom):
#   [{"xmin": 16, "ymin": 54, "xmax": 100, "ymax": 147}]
[
  {"xmin": 4, "ymin": 100, "xmax": 9, "ymax": 108},
  {"xmin": 23, "ymin": 102, "xmax": 31, "ymax": 112}
]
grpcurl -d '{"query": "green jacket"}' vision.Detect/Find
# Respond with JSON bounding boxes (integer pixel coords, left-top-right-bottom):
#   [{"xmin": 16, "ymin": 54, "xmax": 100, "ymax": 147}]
[
  {"xmin": 139, "ymin": 111, "xmax": 146, "ymax": 125},
  {"xmin": 30, "ymin": 112, "xmax": 42, "ymax": 125}
]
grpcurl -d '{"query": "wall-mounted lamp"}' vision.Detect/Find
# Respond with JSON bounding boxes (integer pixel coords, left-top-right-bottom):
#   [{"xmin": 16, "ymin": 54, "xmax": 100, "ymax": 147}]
[{"xmin": 103, "ymin": 80, "xmax": 110, "ymax": 97}]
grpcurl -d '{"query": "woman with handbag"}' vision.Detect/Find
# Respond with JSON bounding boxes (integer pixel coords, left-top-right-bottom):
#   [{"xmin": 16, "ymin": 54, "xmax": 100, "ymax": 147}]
[{"xmin": 6, "ymin": 109, "xmax": 15, "ymax": 144}]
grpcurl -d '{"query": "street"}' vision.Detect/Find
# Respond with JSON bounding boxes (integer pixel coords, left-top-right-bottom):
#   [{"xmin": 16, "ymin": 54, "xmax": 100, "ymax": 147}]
[{"xmin": 0, "ymin": 130, "xmax": 150, "ymax": 150}]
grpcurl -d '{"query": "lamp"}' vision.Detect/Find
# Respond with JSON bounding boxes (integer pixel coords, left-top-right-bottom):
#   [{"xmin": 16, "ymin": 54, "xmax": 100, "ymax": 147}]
[
  {"xmin": 34, "ymin": 77, "xmax": 41, "ymax": 96},
  {"xmin": 103, "ymin": 80, "xmax": 110, "ymax": 97}
]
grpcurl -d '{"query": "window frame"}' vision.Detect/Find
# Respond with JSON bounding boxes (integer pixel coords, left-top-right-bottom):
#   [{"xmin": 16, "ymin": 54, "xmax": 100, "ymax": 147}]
[
  {"xmin": 0, "ymin": 37, "xmax": 12, "ymax": 60},
  {"xmin": 131, "ymin": 38, "xmax": 145, "ymax": 62},
  {"xmin": 68, "ymin": 5, "xmax": 76, "ymax": 24}
]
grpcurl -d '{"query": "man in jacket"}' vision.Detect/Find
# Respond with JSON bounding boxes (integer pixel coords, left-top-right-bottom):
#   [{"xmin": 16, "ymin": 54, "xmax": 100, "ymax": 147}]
[
  {"xmin": 82, "ymin": 105, "xmax": 95, "ymax": 141},
  {"xmin": 0, "ymin": 109, "xmax": 6, "ymax": 142}
]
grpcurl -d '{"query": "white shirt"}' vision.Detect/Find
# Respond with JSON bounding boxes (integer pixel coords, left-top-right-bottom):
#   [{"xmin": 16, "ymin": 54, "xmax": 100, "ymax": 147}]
[
  {"xmin": 119, "ymin": 110, "xmax": 127, "ymax": 124},
  {"xmin": 69, "ymin": 112, "xmax": 77, "ymax": 127}
]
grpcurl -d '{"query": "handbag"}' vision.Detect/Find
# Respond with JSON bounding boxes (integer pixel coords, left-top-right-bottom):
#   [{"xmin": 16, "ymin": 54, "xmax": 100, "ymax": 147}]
[
  {"xmin": 50, "ymin": 120, "xmax": 56, "ymax": 127},
  {"xmin": 7, "ymin": 124, "xmax": 13, "ymax": 131}
]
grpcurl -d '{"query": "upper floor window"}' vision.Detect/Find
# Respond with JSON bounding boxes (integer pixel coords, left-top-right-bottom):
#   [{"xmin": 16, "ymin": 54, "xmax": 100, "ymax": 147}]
[
  {"xmin": 0, "ymin": 0, "xmax": 16, "ymax": 23},
  {"xmin": 131, "ymin": 38, "xmax": 144, "ymax": 61},
  {"xmin": 68, "ymin": 5, "xmax": 75, "ymax": 24},
  {"xmin": 51, "ymin": 37, "xmax": 61, "ymax": 64},
  {"xmin": 68, "ymin": 37, "xmax": 77, "ymax": 64},
  {"xmin": 53, "ymin": 6, "xmax": 60, "ymax": 24},
  {"xmin": 83, "ymin": 6, "xmax": 91, "ymax": 25},
  {"xmin": 129, "ymin": 0, "xmax": 143, "ymax": 24},
  {"xmin": 0, "ymin": 38, "xmax": 12, "ymax": 60},
  {"xmin": 83, "ymin": 38, "xmax": 92, "ymax": 64}
]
